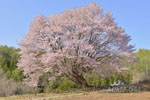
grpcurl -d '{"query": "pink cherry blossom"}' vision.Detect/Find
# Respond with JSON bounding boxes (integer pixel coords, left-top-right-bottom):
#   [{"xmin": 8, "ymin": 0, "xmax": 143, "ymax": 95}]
[{"xmin": 17, "ymin": 3, "xmax": 135, "ymax": 87}]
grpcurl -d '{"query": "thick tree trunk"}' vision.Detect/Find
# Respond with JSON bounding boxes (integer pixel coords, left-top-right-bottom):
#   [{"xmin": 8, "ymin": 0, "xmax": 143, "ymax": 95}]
[
  {"xmin": 74, "ymin": 75, "xmax": 89, "ymax": 88},
  {"xmin": 64, "ymin": 73, "xmax": 88, "ymax": 88},
  {"xmin": 63, "ymin": 58, "xmax": 89, "ymax": 88}
]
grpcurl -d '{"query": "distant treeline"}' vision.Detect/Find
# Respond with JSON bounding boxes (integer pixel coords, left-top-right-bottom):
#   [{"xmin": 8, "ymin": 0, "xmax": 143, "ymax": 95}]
[{"xmin": 0, "ymin": 45, "xmax": 24, "ymax": 82}]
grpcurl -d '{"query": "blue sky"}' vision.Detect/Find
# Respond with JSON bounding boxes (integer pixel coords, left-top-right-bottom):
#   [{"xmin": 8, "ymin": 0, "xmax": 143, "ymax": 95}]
[{"xmin": 0, "ymin": 0, "xmax": 150, "ymax": 50}]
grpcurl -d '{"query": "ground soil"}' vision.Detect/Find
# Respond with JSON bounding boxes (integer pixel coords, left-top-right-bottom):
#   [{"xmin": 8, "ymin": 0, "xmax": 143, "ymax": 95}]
[{"xmin": 1, "ymin": 91, "xmax": 150, "ymax": 100}]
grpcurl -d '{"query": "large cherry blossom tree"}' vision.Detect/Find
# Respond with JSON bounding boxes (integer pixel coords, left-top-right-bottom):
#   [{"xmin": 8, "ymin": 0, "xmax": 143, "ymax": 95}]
[{"xmin": 18, "ymin": 3, "xmax": 135, "ymax": 88}]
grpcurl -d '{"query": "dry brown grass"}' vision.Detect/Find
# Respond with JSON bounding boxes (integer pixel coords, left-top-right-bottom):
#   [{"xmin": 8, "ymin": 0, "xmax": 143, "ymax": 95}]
[
  {"xmin": 1, "ymin": 91, "xmax": 150, "ymax": 100},
  {"xmin": 0, "ymin": 70, "xmax": 34, "ymax": 97},
  {"xmin": 56, "ymin": 92, "xmax": 150, "ymax": 100}
]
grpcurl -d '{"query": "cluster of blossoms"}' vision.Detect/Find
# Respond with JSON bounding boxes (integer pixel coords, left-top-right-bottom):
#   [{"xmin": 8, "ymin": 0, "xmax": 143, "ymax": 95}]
[{"xmin": 18, "ymin": 3, "xmax": 135, "ymax": 87}]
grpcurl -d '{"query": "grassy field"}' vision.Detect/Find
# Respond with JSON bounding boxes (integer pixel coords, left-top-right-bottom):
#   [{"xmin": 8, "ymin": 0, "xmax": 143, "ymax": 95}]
[{"xmin": 1, "ymin": 91, "xmax": 150, "ymax": 100}]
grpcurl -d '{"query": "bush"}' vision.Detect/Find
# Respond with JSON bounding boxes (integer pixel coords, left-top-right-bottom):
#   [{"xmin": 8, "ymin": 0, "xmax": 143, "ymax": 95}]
[
  {"xmin": 37, "ymin": 72, "xmax": 131, "ymax": 93},
  {"xmin": 86, "ymin": 72, "xmax": 131, "ymax": 88},
  {"xmin": 50, "ymin": 77, "xmax": 77, "ymax": 92},
  {"xmin": 38, "ymin": 75, "xmax": 77, "ymax": 93}
]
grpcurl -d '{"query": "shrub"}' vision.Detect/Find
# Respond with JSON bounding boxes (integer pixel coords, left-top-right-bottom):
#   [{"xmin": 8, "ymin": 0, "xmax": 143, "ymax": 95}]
[
  {"xmin": 86, "ymin": 72, "xmax": 131, "ymax": 88},
  {"xmin": 38, "ymin": 76, "xmax": 77, "ymax": 93},
  {"xmin": 51, "ymin": 77, "xmax": 77, "ymax": 92}
]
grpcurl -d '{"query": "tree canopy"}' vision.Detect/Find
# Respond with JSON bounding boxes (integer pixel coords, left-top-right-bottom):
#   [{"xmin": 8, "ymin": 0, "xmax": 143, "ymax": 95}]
[
  {"xmin": 0, "ymin": 45, "xmax": 24, "ymax": 82},
  {"xmin": 18, "ymin": 3, "xmax": 135, "ymax": 87},
  {"xmin": 131, "ymin": 49, "xmax": 150, "ymax": 82}
]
